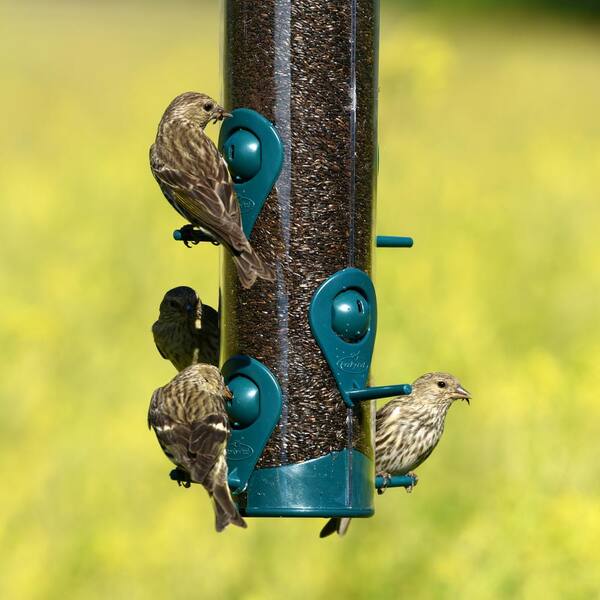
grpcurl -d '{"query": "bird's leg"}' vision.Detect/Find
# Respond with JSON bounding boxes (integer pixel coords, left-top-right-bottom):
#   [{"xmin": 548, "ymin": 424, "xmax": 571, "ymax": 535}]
[
  {"xmin": 377, "ymin": 472, "xmax": 392, "ymax": 495},
  {"xmin": 178, "ymin": 224, "xmax": 200, "ymax": 247},
  {"xmin": 405, "ymin": 471, "xmax": 419, "ymax": 493}
]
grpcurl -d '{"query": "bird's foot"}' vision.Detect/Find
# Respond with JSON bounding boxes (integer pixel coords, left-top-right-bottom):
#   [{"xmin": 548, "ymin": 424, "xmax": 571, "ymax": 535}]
[
  {"xmin": 405, "ymin": 472, "xmax": 419, "ymax": 493},
  {"xmin": 377, "ymin": 472, "xmax": 392, "ymax": 495},
  {"xmin": 178, "ymin": 225, "xmax": 200, "ymax": 247},
  {"xmin": 176, "ymin": 225, "xmax": 220, "ymax": 247},
  {"xmin": 169, "ymin": 467, "xmax": 192, "ymax": 488}
]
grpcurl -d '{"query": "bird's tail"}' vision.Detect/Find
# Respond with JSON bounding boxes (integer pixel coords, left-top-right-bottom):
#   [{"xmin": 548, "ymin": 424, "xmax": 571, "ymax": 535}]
[
  {"xmin": 319, "ymin": 517, "xmax": 352, "ymax": 538},
  {"xmin": 211, "ymin": 480, "xmax": 247, "ymax": 532},
  {"xmin": 201, "ymin": 455, "xmax": 247, "ymax": 532},
  {"xmin": 232, "ymin": 242, "xmax": 275, "ymax": 289}
]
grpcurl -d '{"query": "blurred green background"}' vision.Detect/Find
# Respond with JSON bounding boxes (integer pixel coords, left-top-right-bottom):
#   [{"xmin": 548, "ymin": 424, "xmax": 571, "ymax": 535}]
[{"xmin": 1, "ymin": 1, "xmax": 599, "ymax": 598}]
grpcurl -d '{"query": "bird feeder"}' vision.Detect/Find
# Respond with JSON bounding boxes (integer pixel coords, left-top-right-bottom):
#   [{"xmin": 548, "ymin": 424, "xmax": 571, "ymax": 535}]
[{"xmin": 173, "ymin": 0, "xmax": 415, "ymax": 521}]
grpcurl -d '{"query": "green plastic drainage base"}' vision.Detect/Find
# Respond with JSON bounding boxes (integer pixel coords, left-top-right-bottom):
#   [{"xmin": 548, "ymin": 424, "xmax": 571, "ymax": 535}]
[{"xmin": 238, "ymin": 449, "xmax": 374, "ymax": 517}]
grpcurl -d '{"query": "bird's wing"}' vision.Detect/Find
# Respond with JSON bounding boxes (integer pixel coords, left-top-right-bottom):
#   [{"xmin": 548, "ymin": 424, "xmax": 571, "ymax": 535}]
[
  {"xmin": 150, "ymin": 398, "xmax": 229, "ymax": 485},
  {"xmin": 185, "ymin": 414, "xmax": 230, "ymax": 484},
  {"xmin": 148, "ymin": 388, "xmax": 162, "ymax": 430},
  {"xmin": 151, "ymin": 133, "xmax": 248, "ymax": 252},
  {"xmin": 150, "ymin": 133, "xmax": 238, "ymax": 221},
  {"xmin": 150, "ymin": 145, "xmax": 189, "ymax": 220},
  {"xmin": 154, "ymin": 165, "xmax": 248, "ymax": 254},
  {"xmin": 215, "ymin": 153, "xmax": 243, "ymax": 221}
]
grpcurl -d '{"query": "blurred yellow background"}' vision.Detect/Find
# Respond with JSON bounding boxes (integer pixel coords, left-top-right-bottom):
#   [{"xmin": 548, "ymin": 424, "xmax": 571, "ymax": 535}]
[{"xmin": 1, "ymin": 1, "xmax": 599, "ymax": 598}]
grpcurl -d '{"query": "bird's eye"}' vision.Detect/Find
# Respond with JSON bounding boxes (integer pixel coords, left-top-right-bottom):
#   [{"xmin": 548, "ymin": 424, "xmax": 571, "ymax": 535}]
[
  {"xmin": 203, "ymin": 101, "xmax": 214, "ymax": 112},
  {"xmin": 168, "ymin": 300, "xmax": 179, "ymax": 309},
  {"xmin": 437, "ymin": 381, "xmax": 446, "ymax": 388}
]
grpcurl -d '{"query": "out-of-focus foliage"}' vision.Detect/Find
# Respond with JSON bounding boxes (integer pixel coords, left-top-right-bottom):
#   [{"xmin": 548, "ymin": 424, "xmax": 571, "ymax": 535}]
[{"xmin": 0, "ymin": 2, "xmax": 599, "ymax": 599}]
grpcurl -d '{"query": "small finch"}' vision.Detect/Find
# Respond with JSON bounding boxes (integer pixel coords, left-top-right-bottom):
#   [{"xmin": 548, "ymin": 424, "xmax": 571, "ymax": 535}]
[
  {"xmin": 148, "ymin": 363, "xmax": 247, "ymax": 532},
  {"xmin": 150, "ymin": 91, "xmax": 275, "ymax": 288},
  {"xmin": 152, "ymin": 286, "xmax": 219, "ymax": 370},
  {"xmin": 320, "ymin": 372, "xmax": 471, "ymax": 538}
]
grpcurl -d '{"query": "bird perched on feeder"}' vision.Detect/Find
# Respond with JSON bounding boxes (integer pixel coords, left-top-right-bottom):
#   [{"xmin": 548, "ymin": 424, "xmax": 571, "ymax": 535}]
[
  {"xmin": 320, "ymin": 372, "xmax": 471, "ymax": 538},
  {"xmin": 148, "ymin": 363, "xmax": 247, "ymax": 532},
  {"xmin": 150, "ymin": 92, "xmax": 275, "ymax": 289},
  {"xmin": 152, "ymin": 286, "xmax": 219, "ymax": 371}
]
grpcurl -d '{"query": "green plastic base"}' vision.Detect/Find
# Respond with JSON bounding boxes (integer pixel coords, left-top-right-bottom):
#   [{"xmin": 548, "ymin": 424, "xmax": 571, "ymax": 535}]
[{"xmin": 240, "ymin": 449, "xmax": 374, "ymax": 517}]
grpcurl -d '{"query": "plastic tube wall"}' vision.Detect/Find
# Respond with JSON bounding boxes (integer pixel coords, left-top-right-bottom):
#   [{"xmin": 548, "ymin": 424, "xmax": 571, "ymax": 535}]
[{"xmin": 222, "ymin": 0, "xmax": 378, "ymax": 506}]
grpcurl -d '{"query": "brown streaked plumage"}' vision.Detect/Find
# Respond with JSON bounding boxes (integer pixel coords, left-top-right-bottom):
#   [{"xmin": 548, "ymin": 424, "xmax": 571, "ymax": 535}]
[
  {"xmin": 148, "ymin": 363, "xmax": 247, "ymax": 532},
  {"xmin": 150, "ymin": 92, "xmax": 274, "ymax": 288},
  {"xmin": 320, "ymin": 372, "xmax": 471, "ymax": 538},
  {"xmin": 152, "ymin": 286, "xmax": 219, "ymax": 370}
]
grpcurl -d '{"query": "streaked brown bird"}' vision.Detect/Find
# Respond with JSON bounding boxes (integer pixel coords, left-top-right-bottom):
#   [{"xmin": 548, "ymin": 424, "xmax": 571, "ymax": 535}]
[
  {"xmin": 320, "ymin": 372, "xmax": 471, "ymax": 538},
  {"xmin": 148, "ymin": 363, "xmax": 247, "ymax": 532},
  {"xmin": 152, "ymin": 286, "xmax": 219, "ymax": 371},
  {"xmin": 150, "ymin": 91, "xmax": 275, "ymax": 288}
]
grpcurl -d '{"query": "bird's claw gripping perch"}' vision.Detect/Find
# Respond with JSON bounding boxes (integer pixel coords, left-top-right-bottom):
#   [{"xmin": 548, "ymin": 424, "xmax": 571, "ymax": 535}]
[
  {"xmin": 173, "ymin": 225, "xmax": 220, "ymax": 247},
  {"xmin": 169, "ymin": 467, "xmax": 192, "ymax": 488},
  {"xmin": 405, "ymin": 472, "xmax": 419, "ymax": 493},
  {"xmin": 186, "ymin": 225, "xmax": 200, "ymax": 247},
  {"xmin": 376, "ymin": 472, "xmax": 392, "ymax": 495},
  {"xmin": 375, "ymin": 472, "xmax": 419, "ymax": 494}
]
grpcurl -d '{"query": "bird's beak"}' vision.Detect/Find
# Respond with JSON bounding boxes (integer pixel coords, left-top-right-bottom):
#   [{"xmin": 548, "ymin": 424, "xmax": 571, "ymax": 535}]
[
  {"xmin": 194, "ymin": 301, "xmax": 203, "ymax": 330},
  {"xmin": 455, "ymin": 385, "xmax": 471, "ymax": 404},
  {"xmin": 211, "ymin": 106, "xmax": 233, "ymax": 123}
]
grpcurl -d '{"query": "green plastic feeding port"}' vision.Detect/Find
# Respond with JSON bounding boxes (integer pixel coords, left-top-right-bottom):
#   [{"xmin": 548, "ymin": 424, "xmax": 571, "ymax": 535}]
[
  {"xmin": 309, "ymin": 269, "xmax": 377, "ymax": 408},
  {"xmin": 221, "ymin": 355, "xmax": 282, "ymax": 494},
  {"xmin": 226, "ymin": 375, "xmax": 260, "ymax": 428},
  {"xmin": 219, "ymin": 108, "xmax": 283, "ymax": 238},
  {"xmin": 309, "ymin": 268, "xmax": 412, "ymax": 408},
  {"xmin": 331, "ymin": 289, "xmax": 371, "ymax": 343},
  {"xmin": 222, "ymin": 129, "xmax": 261, "ymax": 183}
]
